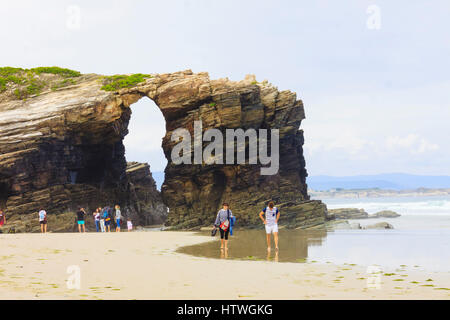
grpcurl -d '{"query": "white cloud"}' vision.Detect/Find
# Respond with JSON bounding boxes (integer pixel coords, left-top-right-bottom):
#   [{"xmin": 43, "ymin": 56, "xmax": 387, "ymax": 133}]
[
  {"xmin": 1, "ymin": 1, "xmax": 449, "ymax": 175},
  {"xmin": 305, "ymin": 129, "xmax": 370, "ymax": 156},
  {"xmin": 385, "ymin": 134, "xmax": 439, "ymax": 154}
]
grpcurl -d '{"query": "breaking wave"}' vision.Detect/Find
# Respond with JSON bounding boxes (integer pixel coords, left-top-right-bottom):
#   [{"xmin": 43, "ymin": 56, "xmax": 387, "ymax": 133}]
[{"xmin": 324, "ymin": 196, "xmax": 450, "ymax": 215}]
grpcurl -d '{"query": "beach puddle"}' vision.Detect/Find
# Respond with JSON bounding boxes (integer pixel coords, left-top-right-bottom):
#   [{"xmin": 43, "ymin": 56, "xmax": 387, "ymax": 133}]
[
  {"xmin": 177, "ymin": 229, "xmax": 327, "ymax": 263},
  {"xmin": 177, "ymin": 216, "xmax": 450, "ymax": 273}
]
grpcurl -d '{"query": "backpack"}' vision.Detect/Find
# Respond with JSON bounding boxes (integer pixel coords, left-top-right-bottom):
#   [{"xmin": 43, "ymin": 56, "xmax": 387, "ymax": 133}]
[
  {"xmin": 219, "ymin": 209, "xmax": 231, "ymax": 232},
  {"xmin": 102, "ymin": 208, "xmax": 109, "ymax": 219}
]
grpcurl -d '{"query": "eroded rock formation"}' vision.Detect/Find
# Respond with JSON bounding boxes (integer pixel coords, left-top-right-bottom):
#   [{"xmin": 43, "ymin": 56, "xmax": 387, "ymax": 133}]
[
  {"xmin": 326, "ymin": 208, "xmax": 401, "ymax": 220},
  {"xmin": 126, "ymin": 162, "xmax": 167, "ymax": 226},
  {"xmin": 0, "ymin": 69, "xmax": 326, "ymax": 232}
]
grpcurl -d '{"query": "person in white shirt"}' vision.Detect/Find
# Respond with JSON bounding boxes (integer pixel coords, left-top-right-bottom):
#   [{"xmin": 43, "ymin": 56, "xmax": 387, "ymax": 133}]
[
  {"xmin": 99, "ymin": 207, "xmax": 106, "ymax": 232},
  {"xmin": 38, "ymin": 209, "xmax": 47, "ymax": 233},
  {"xmin": 115, "ymin": 205, "xmax": 122, "ymax": 232},
  {"xmin": 93, "ymin": 208, "xmax": 101, "ymax": 232},
  {"xmin": 259, "ymin": 201, "xmax": 280, "ymax": 252}
]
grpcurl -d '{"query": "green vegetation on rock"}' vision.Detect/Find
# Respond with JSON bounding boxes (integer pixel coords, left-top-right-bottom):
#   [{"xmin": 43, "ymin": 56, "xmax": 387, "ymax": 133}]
[
  {"xmin": 26, "ymin": 78, "xmax": 45, "ymax": 95},
  {"xmin": 51, "ymin": 78, "xmax": 76, "ymax": 91},
  {"xmin": 0, "ymin": 68, "xmax": 26, "ymax": 92},
  {"xmin": 30, "ymin": 67, "xmax": 81, "ymax": 78},
  {"xmin": 100, "ymin": 73, "xmax": 152, "ymax": 91},
  {"xmin": 0, "ymin": 66, "xmax": 82, "ymax": 98}
]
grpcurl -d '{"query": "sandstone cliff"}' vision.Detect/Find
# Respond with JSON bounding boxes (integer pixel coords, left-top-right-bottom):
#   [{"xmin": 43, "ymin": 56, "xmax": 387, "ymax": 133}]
[
  {"xmin": 126, "ymin": 162, "xmax": 167, "ymax": 225},
  {"xmin": 0, "ymin": 67, "xmax": 326, "ymax": 232}
]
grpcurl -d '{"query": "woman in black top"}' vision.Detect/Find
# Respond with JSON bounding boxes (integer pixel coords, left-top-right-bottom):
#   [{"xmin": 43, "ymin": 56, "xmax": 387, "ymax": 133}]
[{"xmin": 77, "ymin": 207, "xmax": 86, "ymax": 233}]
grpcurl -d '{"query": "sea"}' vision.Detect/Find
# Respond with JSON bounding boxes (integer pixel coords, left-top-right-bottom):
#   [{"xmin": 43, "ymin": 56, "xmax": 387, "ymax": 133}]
[{"xmin": 178, "ymin": 195, "xmax": 450, "ymax": 273}]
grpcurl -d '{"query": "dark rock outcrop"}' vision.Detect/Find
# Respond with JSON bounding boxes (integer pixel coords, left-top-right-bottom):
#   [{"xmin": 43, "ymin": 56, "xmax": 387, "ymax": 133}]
[
  {"xmin": 327, "ymin": 208, "xmax": 401, "ymax": 221},
  {"xmin": 327, "ymin": 208, "xmax": 369, "ymax": 220},
  {"xmin": 370, "ymin": 210, "xmax": 401, "ymax": 218},
  {"xmin": 364, "ymin": 222, "xmax": 394, "ymax": 229},
  {"xmin": 326, "ymin": 220, "xmax": 394, "ymax": 230},
  {"xmin": 0, "ymin": 69, "xmax": 326, "ymax": 232},
  {"xmin": 328, "ymin": 220, "xmax": 362, "ymax": 230}
]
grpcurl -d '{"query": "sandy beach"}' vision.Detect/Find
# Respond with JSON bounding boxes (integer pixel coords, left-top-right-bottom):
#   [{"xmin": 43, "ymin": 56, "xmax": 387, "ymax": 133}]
[{"xmin": 0, "ymin": 231, "xmax": 449, "ymax": 300}]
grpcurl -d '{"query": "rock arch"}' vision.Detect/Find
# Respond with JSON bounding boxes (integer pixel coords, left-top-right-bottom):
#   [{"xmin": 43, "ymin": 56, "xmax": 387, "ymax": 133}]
[{"xmin": 0, "ymin": 70, "xmax": 326, "ymax": 232}]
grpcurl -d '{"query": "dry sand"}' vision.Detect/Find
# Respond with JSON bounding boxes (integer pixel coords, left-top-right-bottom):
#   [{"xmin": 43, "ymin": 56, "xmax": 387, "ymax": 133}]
[{"xmin": 0, "ymin": 231, "xmax": 449, "ymax": 300}]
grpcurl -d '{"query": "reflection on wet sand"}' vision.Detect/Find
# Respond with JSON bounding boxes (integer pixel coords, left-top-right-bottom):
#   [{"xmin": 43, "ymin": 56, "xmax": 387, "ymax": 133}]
[
  {"xmin": 178, "ymin": 229, "xmax": 327, "ymax": 263},
  {"xmin": 266, "ymin": 250, "xmax": 279, "ymax": 262},
  {"xmin": 220, "ymin": 248, "xmax": 229, "ymax": 259}
]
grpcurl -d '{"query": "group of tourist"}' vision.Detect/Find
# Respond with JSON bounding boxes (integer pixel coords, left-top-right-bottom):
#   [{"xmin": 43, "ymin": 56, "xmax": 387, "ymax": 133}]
[
  {"xmin": 1, "ymin": 201, "xmax": 280, "ymax": 252},
  {"xmin": 38, "ymin": 205, "xmax": 133, "ymax": 233},
  {"xmin": 88, "ymin": 205, "xmax": 132, "ymax": 233},
  {"xmin": 212, "ymin": 201, "xmax": 280, "ymax": 252},
  {"xmin": 0, "ymin": 205, "xmax": 134, "ymax": 234}
]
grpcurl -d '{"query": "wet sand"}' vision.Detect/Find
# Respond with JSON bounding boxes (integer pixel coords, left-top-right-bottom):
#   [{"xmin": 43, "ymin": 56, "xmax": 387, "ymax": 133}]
[{"xmin": 0, "ymin": 231, "xmax": 449, "ymax": 300}]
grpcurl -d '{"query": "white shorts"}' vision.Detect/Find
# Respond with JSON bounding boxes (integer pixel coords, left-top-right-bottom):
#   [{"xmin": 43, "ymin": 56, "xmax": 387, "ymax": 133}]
[{"xmin": 265, "ymin": 224, "xmax": 278, "ymax": 234}]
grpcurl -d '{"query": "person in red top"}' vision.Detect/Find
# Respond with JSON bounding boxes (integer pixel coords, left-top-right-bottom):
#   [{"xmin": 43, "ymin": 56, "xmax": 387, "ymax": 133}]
[{"xmin": 0, "ymin": 209, "xmax": 6, "ymax": 227}]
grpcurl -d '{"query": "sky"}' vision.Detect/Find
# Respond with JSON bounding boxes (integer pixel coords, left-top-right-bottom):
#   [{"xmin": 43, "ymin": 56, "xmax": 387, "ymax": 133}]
[{"xmin": 1, "ymin": 0, "xmax": 449, "ymax": 175}]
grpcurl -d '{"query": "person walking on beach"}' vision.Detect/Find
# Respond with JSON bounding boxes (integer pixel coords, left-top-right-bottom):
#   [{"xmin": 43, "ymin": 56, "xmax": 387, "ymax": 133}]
[
  {"xmin": 99, "ymin": 207, "xmax": 106, "ymax": 232},
  {"xmin": 38, "ymin": 209, "xmax": 47, "ymax": 233},
  {"xmin": 0, "ymin": 209, "xmax": 6, "ymax": 228},
  {"xmin": 93, "ymin": 208, "xmax": 101, "ymax": 232},
  {"xmin": 115, "ymin": 205, "xmax": 121, "ymax": 232},
  {"xmin": 213, "ymin": 202, "xmax": 234, "ymax": 251},
  {"xmin": 259, "ymin": 201, "xmax": 280, "ymax": 252},
  {"xmin": 77, "ymin": 207, "xmax": 86, "ymax": 233}
]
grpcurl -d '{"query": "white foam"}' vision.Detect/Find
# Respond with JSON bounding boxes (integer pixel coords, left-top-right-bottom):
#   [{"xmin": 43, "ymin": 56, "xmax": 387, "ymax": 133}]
[{"xmin": 324, "ymin": 197, "xmax": 450, "ymax": 216}]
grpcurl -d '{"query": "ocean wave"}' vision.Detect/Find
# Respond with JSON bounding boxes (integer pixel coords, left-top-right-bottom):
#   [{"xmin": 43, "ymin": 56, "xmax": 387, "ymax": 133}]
[{"xmin": 325, "ymin": 198, "xmax": 450, "ymax": 215}]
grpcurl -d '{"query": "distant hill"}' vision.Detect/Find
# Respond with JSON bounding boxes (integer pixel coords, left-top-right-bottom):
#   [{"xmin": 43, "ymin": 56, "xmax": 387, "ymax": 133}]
[
  {"xmin": 153, "ymin": 172, "xmax": 450, "ymax": 192},
  {"xmin": 307, "ymin": 173, "xmax": 450, "ymax": 191}
]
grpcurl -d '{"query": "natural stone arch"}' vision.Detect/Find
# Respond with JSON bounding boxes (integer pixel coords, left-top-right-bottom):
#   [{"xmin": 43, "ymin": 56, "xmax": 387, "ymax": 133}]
[
  {"xmin": 123, "ymin": 96, "xmax": 167, "ymax": 177},
  {"xmin": 0, "ymin": 69, "xmax": 327, "ymax": 232}
]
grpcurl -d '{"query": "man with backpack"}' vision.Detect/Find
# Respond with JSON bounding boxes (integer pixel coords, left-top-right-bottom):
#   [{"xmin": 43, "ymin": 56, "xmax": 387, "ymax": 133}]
[
  {"xmin": 103, "ymin": 206, "xmax": 112, "ymax": 232},
  {"xmin": 259, "ymin": 201, "xmax": 280, "ymax": 252},
  {"xmin": 213, "ymin": 202, "xmax": 234, "ymax": 251}
]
